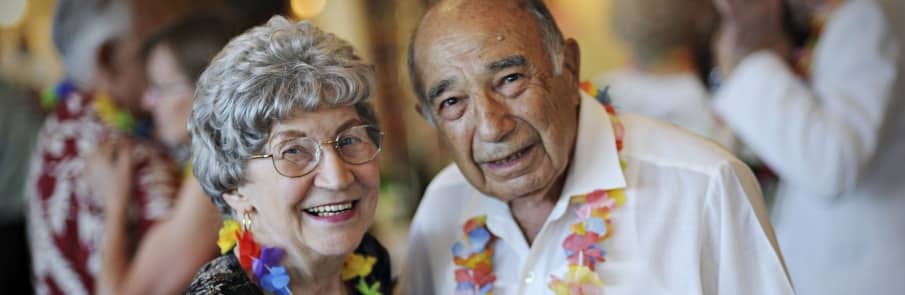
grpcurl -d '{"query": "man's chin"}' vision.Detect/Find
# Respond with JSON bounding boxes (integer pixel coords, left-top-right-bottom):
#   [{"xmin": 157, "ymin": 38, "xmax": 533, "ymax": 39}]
[{"xmin": 485, "ymin": 179, "xmax": 549, "ymax": 203}]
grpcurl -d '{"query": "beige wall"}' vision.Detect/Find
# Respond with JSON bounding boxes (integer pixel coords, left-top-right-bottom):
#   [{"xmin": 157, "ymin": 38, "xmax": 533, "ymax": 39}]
[{"xmin": 0, "ymin": 0, "xmax": 63, "ymax": 88}]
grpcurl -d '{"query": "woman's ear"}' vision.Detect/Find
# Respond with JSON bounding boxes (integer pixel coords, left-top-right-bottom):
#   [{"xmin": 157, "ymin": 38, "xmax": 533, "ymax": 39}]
[{"xmin": 222, "ymin": 189, "xmax": 253, "ymax": 214}]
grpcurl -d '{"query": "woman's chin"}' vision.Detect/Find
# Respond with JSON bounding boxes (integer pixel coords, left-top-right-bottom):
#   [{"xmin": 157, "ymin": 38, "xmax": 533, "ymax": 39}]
[{"xmin": 304, "ymin": 229, "xmax": 366, "ymax": 257}]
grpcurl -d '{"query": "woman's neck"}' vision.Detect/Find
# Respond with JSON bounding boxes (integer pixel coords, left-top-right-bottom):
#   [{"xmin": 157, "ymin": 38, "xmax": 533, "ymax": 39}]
[{"xmin": 283, "ymin": 247, "xmax": 348, "ymax": 294}]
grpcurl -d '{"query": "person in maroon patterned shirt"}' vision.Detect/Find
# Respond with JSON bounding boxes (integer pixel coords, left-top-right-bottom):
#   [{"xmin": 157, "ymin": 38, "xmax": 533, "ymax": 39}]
[{"xmin": 24, "ymin": 1, "xmax": 180, "ymax": 294}]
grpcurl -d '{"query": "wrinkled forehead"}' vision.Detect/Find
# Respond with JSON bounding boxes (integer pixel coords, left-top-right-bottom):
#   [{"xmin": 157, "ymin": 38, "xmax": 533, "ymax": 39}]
[{"xmin": 412, "ymin": 5, "xmax": 546, "ymax": 78}]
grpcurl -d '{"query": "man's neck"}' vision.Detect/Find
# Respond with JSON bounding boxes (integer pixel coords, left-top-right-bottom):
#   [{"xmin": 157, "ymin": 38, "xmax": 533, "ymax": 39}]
[{"xmin": 508, "ymin": 175, "xmax": 566, "ymax": 245}]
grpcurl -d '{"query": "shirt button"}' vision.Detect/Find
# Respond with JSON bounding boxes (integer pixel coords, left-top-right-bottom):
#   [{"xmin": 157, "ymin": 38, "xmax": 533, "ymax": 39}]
[{"xmin": 524, "ymin": 272, "xmax": 535, "ymax": 284}]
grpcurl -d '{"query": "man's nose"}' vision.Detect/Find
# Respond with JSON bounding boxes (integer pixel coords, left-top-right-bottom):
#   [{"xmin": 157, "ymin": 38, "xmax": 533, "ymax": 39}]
[
  {"xmin": 313, "ymin": 147, "xmax": 354, "ymax": 190},
  {"xmin": 475, "ymin": 92, "xmax": 516, "ymax": 142}
]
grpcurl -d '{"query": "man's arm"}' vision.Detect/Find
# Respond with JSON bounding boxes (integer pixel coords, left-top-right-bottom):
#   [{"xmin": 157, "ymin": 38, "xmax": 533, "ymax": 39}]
[{"xmin": 713, "ymin": 1, "xmax": 899, "ymax": 197}]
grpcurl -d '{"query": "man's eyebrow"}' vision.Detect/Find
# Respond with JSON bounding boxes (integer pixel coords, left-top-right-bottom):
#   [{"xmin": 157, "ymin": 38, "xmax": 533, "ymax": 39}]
[
  {"xmin": 487, "ymin": 55, "xmax": 526, "ymax": 72},
  {"xmin": 427, "ymin": 78, "xmax": 456, "ymax": 103}
]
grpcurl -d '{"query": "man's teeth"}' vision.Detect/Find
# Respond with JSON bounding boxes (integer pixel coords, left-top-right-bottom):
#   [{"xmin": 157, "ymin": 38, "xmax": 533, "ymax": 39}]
[
  {"xmin": 493, "ymin": 149, "xmax": 526, "ymax": 164},
  {"xmin": 304, "ymin": 201, "xmax": 354, "ymax": 216}
]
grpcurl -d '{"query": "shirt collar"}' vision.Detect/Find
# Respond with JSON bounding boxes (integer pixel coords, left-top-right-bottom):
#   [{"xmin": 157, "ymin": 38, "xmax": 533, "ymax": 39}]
[
  {"xmin": 549, "ymin": 91, "xmax": 627, "ymax": 220},
  {"xmin": 460, "ymin": 90, "xmax": 628, "ymax": 233}
]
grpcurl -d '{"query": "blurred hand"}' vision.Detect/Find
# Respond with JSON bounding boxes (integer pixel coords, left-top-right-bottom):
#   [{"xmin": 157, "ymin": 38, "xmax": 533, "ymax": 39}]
[
  {"xmin": 85, "ymin": 136, "xmax": 135, "ymax": 210},
  {"xmin": 713, "ymin": 0, "xmax": 793, "ymax": 74}
]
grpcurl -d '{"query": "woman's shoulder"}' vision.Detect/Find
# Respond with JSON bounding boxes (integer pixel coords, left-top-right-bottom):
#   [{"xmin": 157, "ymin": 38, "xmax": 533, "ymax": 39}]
[{"xmin": 184, "ymin": 253, "xmax": 263, "ymax": 295}]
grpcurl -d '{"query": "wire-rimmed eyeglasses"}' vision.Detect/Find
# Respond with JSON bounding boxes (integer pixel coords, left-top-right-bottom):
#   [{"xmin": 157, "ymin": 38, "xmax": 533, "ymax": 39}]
[{"xmin": 249, "ymin": 125, "xmax": 383, "ymax": 177}]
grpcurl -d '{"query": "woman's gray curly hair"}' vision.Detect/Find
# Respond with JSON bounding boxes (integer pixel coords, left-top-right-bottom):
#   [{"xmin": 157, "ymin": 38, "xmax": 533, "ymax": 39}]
[{"xmin": 189, "ymin": 16, "xmax": 378, "ymax": 216}]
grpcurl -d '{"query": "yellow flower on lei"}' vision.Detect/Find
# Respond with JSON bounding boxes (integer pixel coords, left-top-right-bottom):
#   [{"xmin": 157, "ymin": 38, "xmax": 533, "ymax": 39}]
[
  {"xmin": 92, "ymin": 92, "xmax": 135, "ymax": 132},
  {"xmin": 217, "ymin": 220, "xmax": 240, "ymax": 254},
  {"xmin": 342, "ymin": 253, "xmax": 377, "ymax": 280},
  {"xmin": 548, "ymin": 265, "xmax": 605, "ymax": 295}
]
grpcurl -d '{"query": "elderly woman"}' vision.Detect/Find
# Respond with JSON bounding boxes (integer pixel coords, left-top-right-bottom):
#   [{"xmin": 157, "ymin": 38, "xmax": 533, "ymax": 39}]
[{"xmin": 185, "ymin": 17, "xmax": 392, "ymax": 295}]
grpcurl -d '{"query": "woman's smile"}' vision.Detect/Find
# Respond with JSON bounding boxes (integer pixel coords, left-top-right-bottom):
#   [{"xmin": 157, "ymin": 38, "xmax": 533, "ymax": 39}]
[{"xmin": 301, "ymin": 199, "xmax": 360, "ymax": 223}]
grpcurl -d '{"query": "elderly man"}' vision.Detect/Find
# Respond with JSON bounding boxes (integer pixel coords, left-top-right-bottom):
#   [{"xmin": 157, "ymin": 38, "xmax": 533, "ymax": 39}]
[
  {"xmin": 711, "ymin": 0, "xmax": 905, "ymax": 293},
  {"xmin": 403, "ymin": 0, "xmax": 794, "ymax": 294}
]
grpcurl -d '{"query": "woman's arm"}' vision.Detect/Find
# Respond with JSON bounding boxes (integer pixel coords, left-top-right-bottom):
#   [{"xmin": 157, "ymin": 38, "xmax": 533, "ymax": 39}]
[
  {"xmin": 88, "ymin": 140, "xmax": 221, "ymax": 295},
  {"xmin": 85, "ymin": 139, "xmax": 135, "ymax": 295},
  {"xmin": 116, "ymin": 175, "xmax": 221, "ymax": 295}
]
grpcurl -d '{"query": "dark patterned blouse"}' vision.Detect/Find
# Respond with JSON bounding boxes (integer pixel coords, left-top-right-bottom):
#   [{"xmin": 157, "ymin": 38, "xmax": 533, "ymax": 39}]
[{"xmin": 185, "ymin": 233, "xmax": 393, "ymax": 294}]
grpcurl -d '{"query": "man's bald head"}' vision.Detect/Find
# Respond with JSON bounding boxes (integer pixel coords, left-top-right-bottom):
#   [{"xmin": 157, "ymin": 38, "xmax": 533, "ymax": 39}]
[{"xmin": 407, "ymin": 0, "xmax": 566, "ymax": 122}]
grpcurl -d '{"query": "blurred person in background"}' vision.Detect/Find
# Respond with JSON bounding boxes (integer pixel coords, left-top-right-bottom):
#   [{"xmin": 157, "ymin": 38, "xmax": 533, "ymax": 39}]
[
  {"xmin": 84, "ymin": 15, "xmax": 243, "ymax": 295},
  {"xmin": 0, "ymin": 81, "xmax": 43, "ymax": 294},
  {"xmin": 711, "ymin": 0, "xmax": 905, "ymax": 293},
  {"xmin": 596, "ymin": 0, "xmax": 736, "ymax": 151},
  {"xmin": 24, "ymin": 0, "xmax": 187, "ymax": 294}
]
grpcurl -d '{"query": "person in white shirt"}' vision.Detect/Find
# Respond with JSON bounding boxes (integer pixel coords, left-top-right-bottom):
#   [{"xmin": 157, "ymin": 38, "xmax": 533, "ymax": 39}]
[
  {"xmin": 596, "ymin": 0, "xmax": 736, "ymax": 151},
  {"xmin": 403, "ymin": 0, "xmax": 794, "ymax": 294},
  {"xmin": 711, "ymin": 0, "xmax": 905, "ymax": 294}
]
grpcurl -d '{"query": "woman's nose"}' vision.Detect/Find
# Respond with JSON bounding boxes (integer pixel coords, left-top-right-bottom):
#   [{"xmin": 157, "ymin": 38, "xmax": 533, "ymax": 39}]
[{"xmin": 313, "ymin": 147, "xmax": 354, "ymax": 190}]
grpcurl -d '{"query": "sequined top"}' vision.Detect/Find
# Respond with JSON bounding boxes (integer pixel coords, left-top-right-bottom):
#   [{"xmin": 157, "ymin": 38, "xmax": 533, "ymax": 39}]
[{"xmin": 185, "ymin": 233, "xmax": 393, "ymax": 295}]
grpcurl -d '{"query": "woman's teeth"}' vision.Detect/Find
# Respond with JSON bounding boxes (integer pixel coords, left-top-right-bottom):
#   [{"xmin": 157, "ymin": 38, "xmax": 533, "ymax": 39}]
[{"xmin": 304, "ymin": 201, "xmax": 354, "ymax": 217}]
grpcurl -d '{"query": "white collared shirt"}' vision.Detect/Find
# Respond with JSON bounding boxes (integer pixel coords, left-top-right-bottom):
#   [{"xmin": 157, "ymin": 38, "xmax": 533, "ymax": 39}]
[
  {"xmin": 713, "ymin": 1, "xmax": 905, "ymax": 294},
  {"xmin": 404, "ymin": 93, "xmax": 794, "ymax": 294}
]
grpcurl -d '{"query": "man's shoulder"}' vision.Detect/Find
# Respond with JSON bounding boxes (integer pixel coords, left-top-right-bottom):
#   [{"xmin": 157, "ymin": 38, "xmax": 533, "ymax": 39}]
[
  {"xmin": 426, "ymin": 163, "xmax": 468, "ymax": 189},
  {"xmin": 420, "ymin": 163, "xmax": 472, "ymax": 205},
  {"xmin": 412, "ymin": 164, "xmax": 472, "ymax": 228},
  {"xmin": 619, "ymin": 112, "xmax": 743, "ymax": 173}
]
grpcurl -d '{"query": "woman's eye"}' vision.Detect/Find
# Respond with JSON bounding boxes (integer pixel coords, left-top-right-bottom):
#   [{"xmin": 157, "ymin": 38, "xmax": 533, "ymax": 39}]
[
  {"xmin": 337, "ymin": 136, "xmax": 361, "ymax": 147},
  {"xmin": 281, "ymin": 146, "xmax": 302, "ymax": 156}
]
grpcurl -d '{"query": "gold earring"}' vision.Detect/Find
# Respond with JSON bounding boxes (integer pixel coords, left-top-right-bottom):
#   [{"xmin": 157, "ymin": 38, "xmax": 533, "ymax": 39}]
[{"xmin": 241, "ymin": 211, "xmax": 252, "ymax": 232}]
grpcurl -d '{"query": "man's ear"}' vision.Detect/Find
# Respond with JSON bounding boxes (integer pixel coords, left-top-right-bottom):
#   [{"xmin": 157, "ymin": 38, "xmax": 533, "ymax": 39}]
[
  {"xmin": 414, "ymin": 103, "xmax": 430, "ymax": 121},
  {"xmin": 94, "ymin": 39, "xmax": 119, "ymax": 88},
  {"xmin": 562, "ymin": 38, "xmax": 581, "ymax": 83},
  {"xmin": 222, "ymin": 189, "xmax": 254, "ymax": 214}
]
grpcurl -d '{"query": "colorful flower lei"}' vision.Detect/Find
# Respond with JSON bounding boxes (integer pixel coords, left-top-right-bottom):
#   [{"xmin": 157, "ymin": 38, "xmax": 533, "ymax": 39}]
[
  {"xmin": 217, "ymin": 220, "xmax": 382, "ymax": 295},
  {"xmin": 41, "ymin": 79, "xmax": 150, "ymax": 137},
  {"xmin": 452, "ymin": 216, "xmax": 496, "ymax": 295},
  {"xmin": 453, "ymin": 82, "xmax": 625, "ymax": 295}
]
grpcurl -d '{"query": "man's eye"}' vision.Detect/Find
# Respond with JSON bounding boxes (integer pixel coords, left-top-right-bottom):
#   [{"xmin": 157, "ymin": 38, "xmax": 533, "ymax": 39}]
[
  {"xmin": 441, "ymin": 97, "xmax": 460, "ymax": 108},
  {"xmin": 436, "ymin": 96, "xmax": 467, "ymax": 120},
  {"xmin": 502, "ymin": 73, "xmax": 522, "ymax": 84}
]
